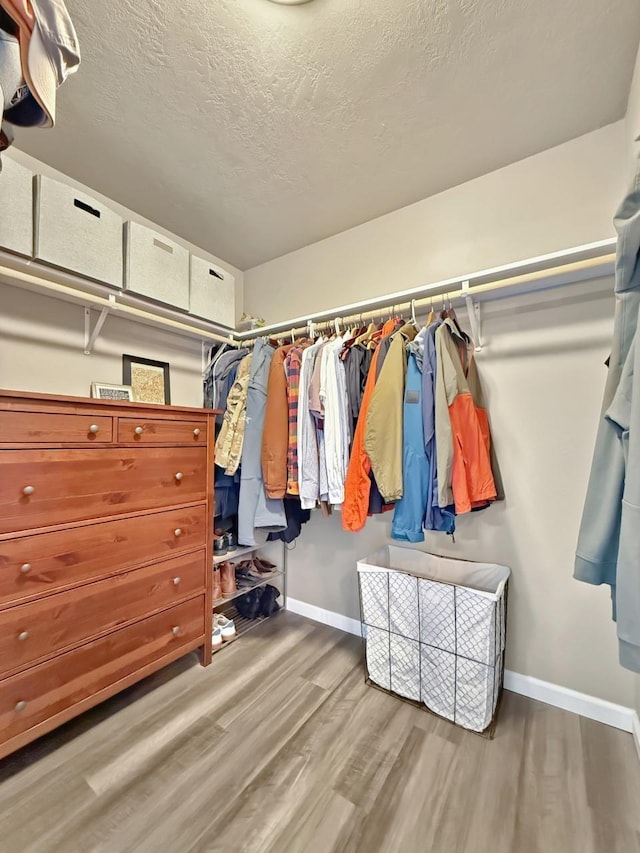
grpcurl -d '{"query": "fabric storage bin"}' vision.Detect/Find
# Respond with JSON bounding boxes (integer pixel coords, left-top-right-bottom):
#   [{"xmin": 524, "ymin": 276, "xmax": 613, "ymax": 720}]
[
  {"xmin": 358, "ymin": 545, "xmax": 510, "ymax": 733},
  {"xmin": 0, "ymin": 158, "xmax": 33, "ymax": 257},
  {"xmin": 125, "ymin": 221, "xmax": 189, "ymax": 311},
  {"xmin": 190, "ymin": 255, "xmax": 235, "ymax": 327},
  {"xmin": 34, "ymin": 176, "xmax": 123, "ymax": 286}
]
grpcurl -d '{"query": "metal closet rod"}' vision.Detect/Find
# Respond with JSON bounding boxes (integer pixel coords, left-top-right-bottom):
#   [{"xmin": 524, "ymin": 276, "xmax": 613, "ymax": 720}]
[{"xmin": 238, "ymin": 248, "xmax": 616, "ymax": 344}]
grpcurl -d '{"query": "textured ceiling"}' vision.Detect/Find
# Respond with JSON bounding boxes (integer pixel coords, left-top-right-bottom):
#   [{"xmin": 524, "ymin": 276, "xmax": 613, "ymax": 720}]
[{"xmin": 15, "ymin": 0, "xmax": 640, "ymax": 269}]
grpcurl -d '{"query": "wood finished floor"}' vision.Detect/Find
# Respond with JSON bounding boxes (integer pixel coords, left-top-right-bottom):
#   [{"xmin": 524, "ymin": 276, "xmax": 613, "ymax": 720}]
[{"xmin": 0, "ymin": 612, "xmax": 639, "ymax": 853}]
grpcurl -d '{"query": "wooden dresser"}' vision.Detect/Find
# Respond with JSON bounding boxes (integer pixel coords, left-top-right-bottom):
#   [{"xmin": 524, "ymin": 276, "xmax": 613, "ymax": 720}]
[{"xmin": 0, "ymin": 390, "xmax": 215, "ymax": 760}]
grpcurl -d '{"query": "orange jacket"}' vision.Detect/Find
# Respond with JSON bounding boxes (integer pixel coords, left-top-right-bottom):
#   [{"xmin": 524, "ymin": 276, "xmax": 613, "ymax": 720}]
[
  {"xmin": 262, "ymin": 344, "xmax": 293, "ymax": 499},
  {"xmin": 435, "ymin": 321, "xmax": 496, "ymax": 514},
  {"xmin": 342, "ymin": 319, "xmax": 399, "ymax": 532}
]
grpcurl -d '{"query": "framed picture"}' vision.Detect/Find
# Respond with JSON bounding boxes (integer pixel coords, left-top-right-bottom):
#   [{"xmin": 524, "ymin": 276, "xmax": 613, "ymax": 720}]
[
  {"xmin": 91, "ymin": 382, "xmax": 134, "ymax": 402},
  {"xmin": 123, "ymin": 355, "xmax": 171, "ymax": 405}
]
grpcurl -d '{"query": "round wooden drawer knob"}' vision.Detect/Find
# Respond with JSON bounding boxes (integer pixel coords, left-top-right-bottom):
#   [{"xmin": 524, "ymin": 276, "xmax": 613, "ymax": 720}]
[
  {"xmin": 15, "ymin": 701, "xmax": 27, "ymax": 712},
  {"xmin": 174, "ymin": 528, "xmax": 182, "ymax": 537},
  {"xmin": 18, "ymin": 631, "xmax": 29, "ymax": 642},
  {"xmin": 134, "ymin": 426, "xmax": 144, "ymax": 436},
  {"xmin": 22, "ymin": 485, "xmax": 35, "ymax": 496},
  {"xmin": 89, "ymin": 424, "xmax": 100, "ymax": 434},
  {"xmin": 172, "ymin": 577, "xmax": 181, "ymax": 586},
  {"xmin": 20, "ymin": 563, "xmax": 31, "ymax": 574},
  {"xmin": 175, "ymin": 472, "xmax": 183, "ymax": 481},
  {"xmin": 193, "ymin": 428, "xmax": 200, "ymax": 436},
  {"xmin": 172, "ymin": 626, "xmax": 181, "ymax": 636}
]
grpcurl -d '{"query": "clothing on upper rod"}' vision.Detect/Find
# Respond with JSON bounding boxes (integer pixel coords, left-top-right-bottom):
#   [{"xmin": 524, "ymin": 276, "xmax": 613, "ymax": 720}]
[{"xmin": 208, "ymin": 296, "xmax": 501, "ymax": 547}]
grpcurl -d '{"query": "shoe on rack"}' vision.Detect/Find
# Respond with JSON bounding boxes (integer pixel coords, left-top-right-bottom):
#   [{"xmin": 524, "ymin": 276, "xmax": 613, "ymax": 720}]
[
  {"xmin": 212, "ymin": 567, "xmax": 223, "ymax": 603},
  {"xmin": 259, "ymin": 584, "xmax": 281, "ymax": 617},
  {"xmin": 220, "ymin": 562, "xmax": 237, "ymax": 597},
  {"xmin": 213, "ymin": 613, "xmax": 236, "ymax": 641},
  {"xmin": 214, "ymin": 535, "xmax": 228, "ymax": 558},
  {"xmin": 225, "ymin": 532, "xmax": 237, "ymax": 553},
  {"xmin": 212, "ymin": 625, "xmax": 223, "ymax": 648},
  {"xmin": 236, "ymin": 588, "xmax": 262, "ymax": 620},
  {"xmin": 250, "ymin": 557, "xmax": 277, "ymax": 577},
  {"xmin": 253, "ymin": 556, "xmax": 277, "ymax": 572}
]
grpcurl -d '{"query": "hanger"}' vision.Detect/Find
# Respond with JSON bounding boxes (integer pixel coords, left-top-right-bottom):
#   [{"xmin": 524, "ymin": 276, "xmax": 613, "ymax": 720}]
[
  {"xmin": 440, "ymin": 293, "xmax": 449, "ymax": 321},
  {"xmin": 410, "ymin": 299, "xmax": 418, "ymax": 329},
  {"xmin": 426, "ymin": 297, "xmax": 435, "ymax": 325}
]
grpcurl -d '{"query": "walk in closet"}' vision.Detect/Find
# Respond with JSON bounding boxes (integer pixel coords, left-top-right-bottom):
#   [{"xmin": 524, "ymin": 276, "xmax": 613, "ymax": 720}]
[{"xmin": 1, "ymin": 1, "xmax": 640, "ymax": 851}]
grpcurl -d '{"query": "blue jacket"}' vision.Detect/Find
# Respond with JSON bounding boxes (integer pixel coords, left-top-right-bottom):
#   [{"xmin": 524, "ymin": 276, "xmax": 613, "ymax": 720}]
[
  {"xmin": 575, "ymin": 151, "xmax": 640, "ymax": 672},
  {"xmin": 392, "ymin": 351, "xmax": 430, "ymax": 542}
]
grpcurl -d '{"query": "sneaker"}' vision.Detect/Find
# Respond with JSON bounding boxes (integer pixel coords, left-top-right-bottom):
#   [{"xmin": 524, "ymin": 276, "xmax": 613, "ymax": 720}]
[
  {"xmin": 225, "ymin": 532, "xmax": 237, "ymax": 553},
  {"xmin": 213, "ymin": 613, "xmax": 236, "ymax": 640},
  {"xmin": 212, "ymin": 625, "xmax": 223, "ymax": 648},
  {"xmin": 214, "ymin": 535, "xmax": 228, "ymax": 557}
]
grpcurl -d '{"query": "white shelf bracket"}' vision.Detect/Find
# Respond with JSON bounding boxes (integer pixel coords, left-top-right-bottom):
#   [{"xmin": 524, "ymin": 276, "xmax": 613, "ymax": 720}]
[
  {"xmin": 84, "ymin": 294, "xmax": 115, "ymax": 355},
  {"xmin": 462, "ymin": 280, "xmax": 483, "ymax": 351}
]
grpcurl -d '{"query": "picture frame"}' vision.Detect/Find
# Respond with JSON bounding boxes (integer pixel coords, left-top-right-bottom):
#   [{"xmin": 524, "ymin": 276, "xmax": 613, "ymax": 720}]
[
  {"xmin": 123, "ymin": 354, "xmax": 171, "ymax": 405},
  {"xmin": 91, "ymin": 382, "xmax": 134, "ymax": 402}
]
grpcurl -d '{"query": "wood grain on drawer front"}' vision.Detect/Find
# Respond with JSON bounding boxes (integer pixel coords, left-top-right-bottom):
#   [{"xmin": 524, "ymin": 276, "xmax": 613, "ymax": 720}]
[
  {"xmin": 0, "ymin": 447, "xmax": 207, "ymax": 534},
  {"xmin": 118, "ymin": 418, "xmax": 207, "ymax": 445},
  {"xmin": 0, "ymin": 411, "xmax": 113, "ymax": 444},
  {"xmin": 0, "ymin": 598, "xmax": 204, "ymax": 745},
  {"xmin": 0, "ymin": 551, "xmax": 205, "ymax": 677},
  {"xmin": 0, "ymin": 505, "xmax": 207, "ymax": 607}
]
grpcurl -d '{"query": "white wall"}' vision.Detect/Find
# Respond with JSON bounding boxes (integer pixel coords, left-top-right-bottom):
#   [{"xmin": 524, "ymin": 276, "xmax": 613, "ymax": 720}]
[
  {"xmin": 0, "ymin": 283, "xmax": 204, "ymax": 407},
  {"xmin": 245, "ymin": 122, "xmax": 625, "ymax": 322},
  {"xmin": 245, "ymin": 122, "xmax": 637, "ymax": 708}
]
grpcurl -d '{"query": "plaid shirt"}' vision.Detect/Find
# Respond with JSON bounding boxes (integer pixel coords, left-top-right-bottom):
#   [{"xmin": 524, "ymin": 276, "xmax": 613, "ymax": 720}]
[{"xmin": 285, "ymin": 342, "xmax": 311, "ymax": 495}]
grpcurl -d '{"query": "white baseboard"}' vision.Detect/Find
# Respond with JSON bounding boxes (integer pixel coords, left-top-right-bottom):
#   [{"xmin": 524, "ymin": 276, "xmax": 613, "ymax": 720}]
[
  {"xmin": 633, "ymin": 712, "xmax": 640, "ymax": 761},
  {"xmin": 288, "ymin": 597, "xmax": 362, "ymax": 637},
  {"xmin": 502, "ymin": 670, "xmax": 635, "ymax": 733},
  {"xmin": 287, "ymin": 597, "xmax": 637, "ymax": 736}
]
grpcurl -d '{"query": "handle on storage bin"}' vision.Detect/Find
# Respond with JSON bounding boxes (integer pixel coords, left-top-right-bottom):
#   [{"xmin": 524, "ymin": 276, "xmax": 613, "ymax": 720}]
[
  {"xmin": 73, "ymin": 198, "xmax": 101, "ymax": 219},
  {"xmin": 209, "ymin": 267, "xmax": 224, "ymax": 280},
  {"xmin": 153, "ymin": 238, "xmax": 174, "ymax": 254}
]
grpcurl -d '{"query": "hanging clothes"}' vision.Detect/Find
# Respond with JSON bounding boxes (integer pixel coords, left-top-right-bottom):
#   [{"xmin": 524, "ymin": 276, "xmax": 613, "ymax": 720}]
[
  {"xmin": 298, "ymin": 338, "xmax": 324, "ymax": 509},
  {"xmin": 575, "ymin": 150, "xmax": 640, "ymax": 672},
  {"xmin": 391, "ymin": 349, "xmax": 430, "ymax": 542},
  {"xmin": 237, "ymin": 339, "xmax": 287, "ymax": 546},
  {"xmin": 261, "ymin": 343, "xmax": 294, "ymax": 499},
  {"xmin": 435, "ymin": 319, "xmax": 496, "ymax": 514},
  {"xmin": 321, "ymin": 336, "xmax": 350, "ymax": 505},
  {"xmin": 205, "ymin": 348, "xmax": 247, "ymax": 423},
  {"xmin": 343, "ymin": 343, "xmax": 373, "ymax": 442},
  {"xmin": 422, "ymin": 319, "xmax": 456, "ymax": 533},
  {"xmin": 215, "ymin": 352, "xmax": 252, "ymax": 475},
  {"xmin": 285, "ymin": 341, "xmax": 311, "ymax": 496},
  {"xmin": 343, "ymin": 318, "xmax": 399, "ymax": 532},
  {"xmin": 365, "ymin": 322, "xmax": 418, "ymax": 503}
]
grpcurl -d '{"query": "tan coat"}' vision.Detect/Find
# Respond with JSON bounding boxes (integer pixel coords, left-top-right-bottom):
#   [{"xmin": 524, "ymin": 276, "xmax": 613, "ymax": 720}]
[
  {"xmin": 364, "ymin": 323, "xmax": 417, "ymax": 502},
  {"xmin": 215, "ymin": 353, "xmax": 252, "ymax": 475}
]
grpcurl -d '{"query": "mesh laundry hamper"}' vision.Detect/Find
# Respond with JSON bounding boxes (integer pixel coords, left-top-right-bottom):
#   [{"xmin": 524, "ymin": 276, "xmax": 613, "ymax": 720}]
[{"xmin": 357, "ymin": 546, "xmax": 510, "ymax": 734}]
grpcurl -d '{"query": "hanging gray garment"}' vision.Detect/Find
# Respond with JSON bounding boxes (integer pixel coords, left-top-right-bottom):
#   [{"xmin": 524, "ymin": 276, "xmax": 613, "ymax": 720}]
[
  {"xmin": 237, "ymin": 338, "xmax": 287, "ymax": 546},
  {"xmin": 575, "ymin": 149, "xmax": 640, "ymax": 672}
]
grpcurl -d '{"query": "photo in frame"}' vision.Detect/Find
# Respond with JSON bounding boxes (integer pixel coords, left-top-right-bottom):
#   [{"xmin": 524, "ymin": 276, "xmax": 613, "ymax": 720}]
[
  {"xmin": 122, "ymin": 355, "xmax": 171, "ymax": 405},
  {"xmin": 91, "ymin": 382, "xmax": 134, "ymax": 401}
]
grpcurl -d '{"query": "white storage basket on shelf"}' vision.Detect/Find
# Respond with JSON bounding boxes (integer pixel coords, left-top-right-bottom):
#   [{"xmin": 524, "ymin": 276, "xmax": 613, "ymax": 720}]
[{"xmin": 357, "ymin": 546, "xmax": 510, "ymax": 734}]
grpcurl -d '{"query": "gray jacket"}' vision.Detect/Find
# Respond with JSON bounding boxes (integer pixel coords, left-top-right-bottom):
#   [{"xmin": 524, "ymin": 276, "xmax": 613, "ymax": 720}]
[{"xmin": 575, "ymin": 149, "xmax": 640, "ymax": 672}]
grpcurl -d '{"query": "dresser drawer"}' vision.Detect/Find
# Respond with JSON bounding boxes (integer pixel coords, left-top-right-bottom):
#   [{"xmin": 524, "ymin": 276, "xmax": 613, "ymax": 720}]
[
  {"xmin": 0, "ymin": 447, "xmax": 207, "ymax": 534},
  {"xmin": 0, "ymin": 505, "xmax": 207, "ymax": 607},
  {"xmin": 0, "ymin": 551, "xmax": 205, "ymax": 677},
  {"xmin": 118, "ymin": 417, "xmax": 207, "ymax": 445},
  {"xmin": 0, "ymin": 410, "xmax": 113, "ymax": 445},
  {"xmin": 0, "ymin": 598, "xmax": 204, "ymax": 745}
]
